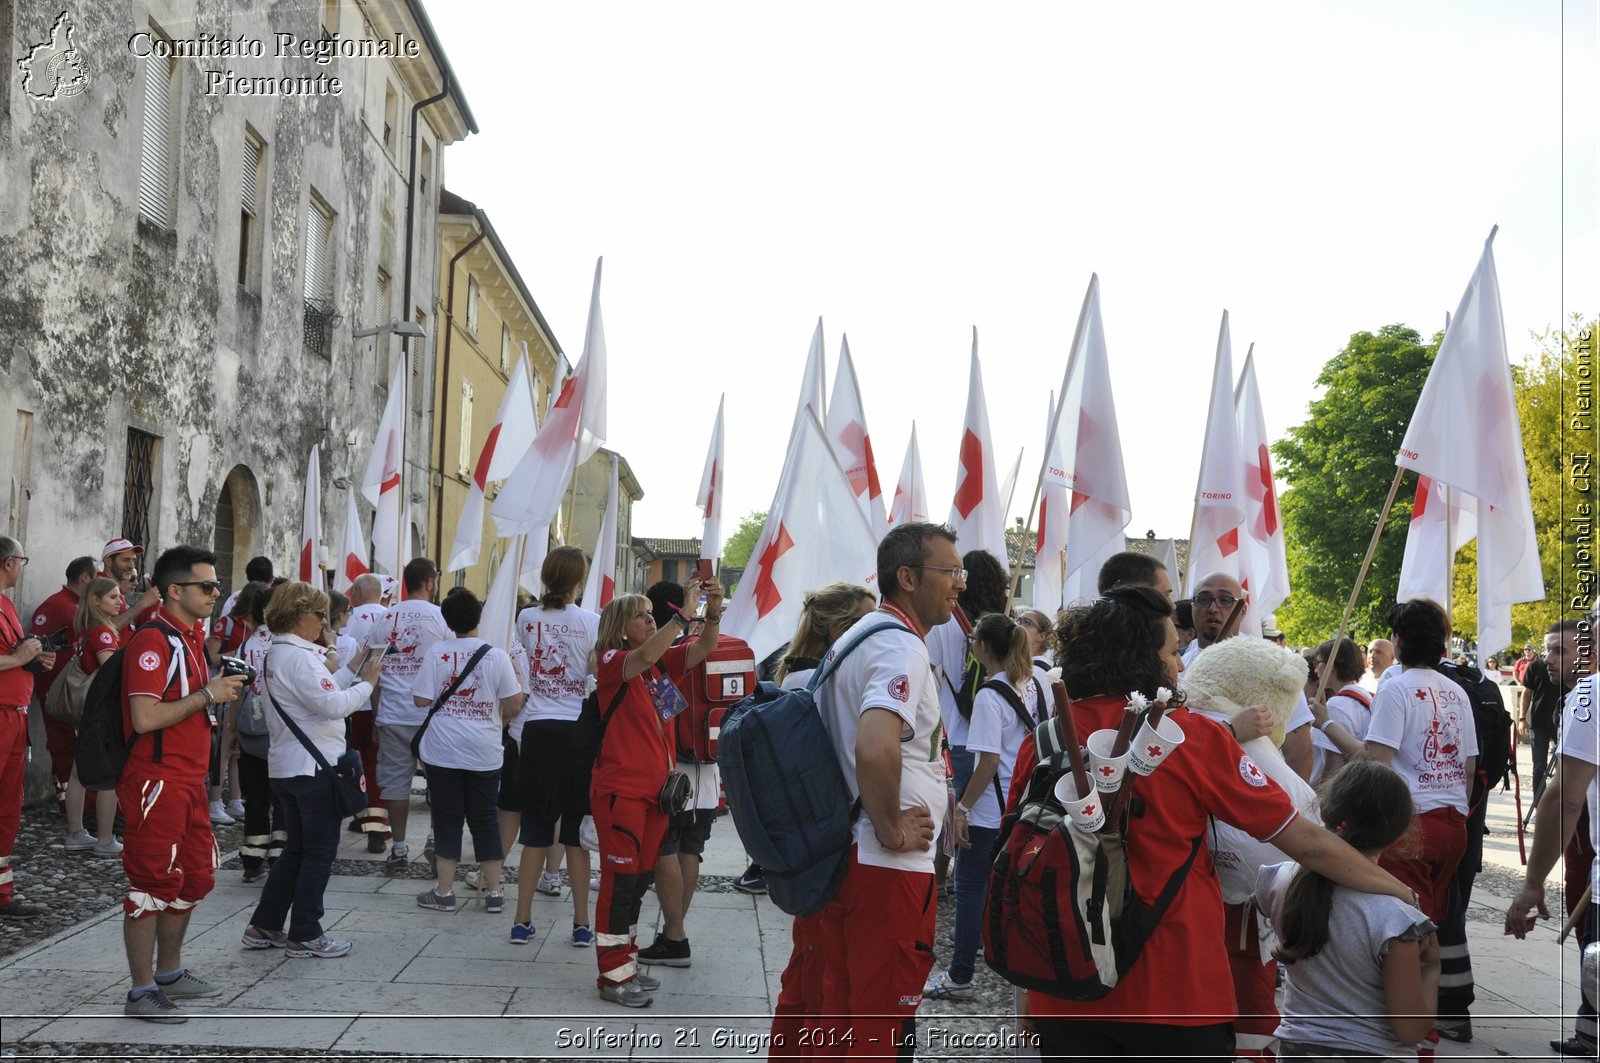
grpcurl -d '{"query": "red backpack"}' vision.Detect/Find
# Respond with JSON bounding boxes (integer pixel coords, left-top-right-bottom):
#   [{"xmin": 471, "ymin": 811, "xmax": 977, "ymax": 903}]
[{"xmin": 674, "ymin": 636, "xmax": 756, "ymax": 763}]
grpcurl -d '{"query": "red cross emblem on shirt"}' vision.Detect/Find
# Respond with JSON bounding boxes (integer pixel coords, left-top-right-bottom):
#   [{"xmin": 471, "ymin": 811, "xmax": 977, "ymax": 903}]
[{"xmin": 1414, "ymin": 689, "xmax": 1428, "ymax": 701}]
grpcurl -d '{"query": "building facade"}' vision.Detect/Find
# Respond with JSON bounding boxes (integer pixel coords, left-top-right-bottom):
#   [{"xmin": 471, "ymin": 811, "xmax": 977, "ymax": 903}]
[{"xmin": 566, "ymin": 449, "xmax": 645, "ymax": 600}]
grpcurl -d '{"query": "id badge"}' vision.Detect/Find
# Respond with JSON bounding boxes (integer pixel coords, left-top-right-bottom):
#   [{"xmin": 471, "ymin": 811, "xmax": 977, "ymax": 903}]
[{"xmin": 648, "ymin": 674, "xmax": 689, "ymax": 722}]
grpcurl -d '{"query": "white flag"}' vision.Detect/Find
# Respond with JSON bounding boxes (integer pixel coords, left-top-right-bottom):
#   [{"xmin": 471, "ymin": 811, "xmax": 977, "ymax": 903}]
[
  {"xmin": 999, "ymin": 448, "xmax": 1024, "ymax": 529},
  {"xmin": 1185, "ymin": 312, "xmax": 1249, "ymax": 613},
  {"xmin": 1396, "ymin": 228, "xmax": 1542, "ymax": 653},
  {"xmin": 948, "ymin": 329, "xmax": 1009, "ymax": 571},
  {"xmin": 492, "ymin": 258, "xmax": 609, "ymax": 536},
  {"xmin": 338, "ymin": 487, "xmax": 369, "ymax": 596},
  {"xmin": 794, "ymin": 317, "xmax": 827, "ymax": 436},
  {"xmin": 299, "ymin": 445, "xmax": 322, "ymax": 584},
  {"xmin": 1397, "ymin": 474, "xmax": 1477, "ymax": 608},
  {"xmin": 698, "ymin": 396, "xmax": 726, "ymax": 566},
  {"xmin": 1234, "ymin": 347, "xmax": 1290, "ymax": 620},
  {"xmin": 480, "ymin": 535, "xmax": 525, "ymax": 654},
  {"xmin": 888, "ymin": 424, "xmax": 929, "ymax": 529},
  {"xmin": 448, "ymin": 351, "xmax": 538, "ymax": 572},
  {"xmin": 582, "ymin": 454, "xmax": 621, "ymax": 610},
  {"xmin": 1034, "ymin": 392, "xmax": 1067, "ymax": 612},
  {"xmin": 1153, "ymin": 538, "xmax": 1180, "ymax": 589},
  {"xmin": 827, "ymin": 336, "xmax": 888, "ymax": 537},
  {"xmin": 722, "ymin": 411, "xmax": 879, "ymax": 664},
  {"xmin": 361, "ymin": 355, "xmax": 407, "ymax": 575}
]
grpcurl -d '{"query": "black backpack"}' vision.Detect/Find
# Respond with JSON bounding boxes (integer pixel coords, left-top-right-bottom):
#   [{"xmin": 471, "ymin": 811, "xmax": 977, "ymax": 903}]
[
  {"xmin": 946, "ymin": 647, "xmax": 985, "ymax": 720},
  {"xmin": 1436, "ymin": 660, "xmax": 1514, "ymax": 805},
  {"xmin": 75, "ymin": 623, "xmax": 180, "ymax": 790}
]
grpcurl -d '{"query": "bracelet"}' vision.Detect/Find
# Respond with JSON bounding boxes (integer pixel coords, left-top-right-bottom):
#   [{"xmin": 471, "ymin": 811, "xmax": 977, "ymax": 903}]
[
  {"xmin": 1317, "ymin": 719, "xmax": 1335, "ymax": 733},
  {"xmin": 200, "ymin": 687, "xmax": 216, "ymax": 707},
  {"xmin": 880, "ymin": 828, "xmax": 909, "ymax": 852},
  {"xmin": 956, "ymin": 802, "xmax": 972, "ymax": 817}
]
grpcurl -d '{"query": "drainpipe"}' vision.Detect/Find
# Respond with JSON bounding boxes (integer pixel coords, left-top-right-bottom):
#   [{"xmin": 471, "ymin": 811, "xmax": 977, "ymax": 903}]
[{"xmin": 434, "ymin": 223, "xmax": 486, "ymax": 559}]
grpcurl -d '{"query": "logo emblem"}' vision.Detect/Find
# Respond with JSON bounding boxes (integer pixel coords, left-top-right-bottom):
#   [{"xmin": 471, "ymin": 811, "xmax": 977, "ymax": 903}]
[
  {"xmin": 320, "ymin": 678, "xmax": 335, "ymax": 691},
  {"xmin": 18, "ymin": 12, "xmax": 91, "ymax": 102},
  {"xmin": 1239, "ymin": 755, "xmax": 1267, "ymax": 787},
  {"xmin": 138, "ymin": 650, "xmax": 161, "ymax": 671},
  {"xmin": 888, "ymin": 675, "xmax": 910, "ymax": 703}
]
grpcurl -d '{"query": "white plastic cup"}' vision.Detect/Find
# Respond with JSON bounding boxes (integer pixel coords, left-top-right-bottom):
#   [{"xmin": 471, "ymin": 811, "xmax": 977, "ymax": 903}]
[
  {"xmin": 1127, "ymin": 714, "xmax": 1186, "ymax": 776},
  {"xmin": 1052, "ymin": 771, "xmax": 1107, "ymax": 833},
  {"xmin": 1085, "ymin": 729, "xmax": 1128, "ymax": 793}
]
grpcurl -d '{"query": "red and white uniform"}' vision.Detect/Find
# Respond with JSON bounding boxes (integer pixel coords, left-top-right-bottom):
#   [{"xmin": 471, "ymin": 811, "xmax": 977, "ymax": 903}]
[
  {"xmin": 80, "ymin": 622, "xmax": 124, "ymax": 674},
  {"xmin": 342, "ymin": 603, "xmax": 388, "ymax": 830},
  {"xmin": 29, "ymin": 585, "xmax": 80, "ymax": 802},
  {"xmin": 117, "ymin": 608, "xmax": 218, "ymax": 918},
  {"xmin": 0, "ymin": 594, "xmax": 39, "ymax": 907},
  {"xmin": 209, "ymin": 615, "xmax": 248, "ymax": 658}
]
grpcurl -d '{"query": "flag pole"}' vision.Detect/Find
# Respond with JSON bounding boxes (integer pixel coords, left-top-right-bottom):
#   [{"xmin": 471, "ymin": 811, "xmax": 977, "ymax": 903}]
[
  {"xmin": 562, "ymin": 468, "xmax": 580, "ymax": 543},
  {"xmin": 1315, "ymin": 466, "xmax": 1407, "ymax": 705},
  {"xmin": 1440, "ymin": 310, "xmax": 1454, "ymax": 628}
]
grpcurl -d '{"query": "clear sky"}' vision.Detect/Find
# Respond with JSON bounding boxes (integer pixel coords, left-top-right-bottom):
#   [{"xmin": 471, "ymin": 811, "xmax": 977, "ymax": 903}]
[{"xmin": 427, "ymin": 0, "xmax": 1598, "ymax": 548}]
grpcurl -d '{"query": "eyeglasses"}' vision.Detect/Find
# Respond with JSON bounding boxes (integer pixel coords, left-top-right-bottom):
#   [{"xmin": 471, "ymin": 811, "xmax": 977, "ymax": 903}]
[
  {"xmin": 314, "ymin": 611, "xmax": 328, "ymax": 622},
  {"xmin": 174, "ymin": 580, "xmax": 224, "ymax": 594},
  {"xmin": 909, "ymin": 565, "xmax": 967, "ymax": 582},
  {"xmin": 1192, "ymin": 593, "xmax": 1241, "ymax": 610},
  {"xmin": 0, "ymin": 555, "xmax": 26, "ymax": 567}
]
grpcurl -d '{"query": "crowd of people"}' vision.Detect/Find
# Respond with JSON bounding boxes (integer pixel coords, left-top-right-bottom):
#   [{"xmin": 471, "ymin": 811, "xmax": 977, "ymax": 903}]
[{"xmin": 0, "ymin": 524, "xmax": 1596, "ymax": 1059}]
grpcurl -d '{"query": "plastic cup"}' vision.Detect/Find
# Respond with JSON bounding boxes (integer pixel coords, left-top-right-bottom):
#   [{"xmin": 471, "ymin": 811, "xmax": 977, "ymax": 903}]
[
  {"xmin": 1085, "ymin": 729, "xmax": 1128, "ymax": 793},
  {"xmin": 1052, "ymin": 771, "xmax": 1107, "ymax": 833},
  {"xmin": 1127, "ymin": 714, "xmax": 1186, "ymax": 776}
]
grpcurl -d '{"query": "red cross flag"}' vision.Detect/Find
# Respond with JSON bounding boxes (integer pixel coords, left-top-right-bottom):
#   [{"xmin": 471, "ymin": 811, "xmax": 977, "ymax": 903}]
[
  {"xmin": 361, "ymin": 354, "xmax": 407, "ymax": 574},
  {"xmin": 300, "ymin": 444, "xmax": 323, "ymax": 584},
  {"xmin": 1234, "ymin": 346, "xmax": 1290, "ymax": 621},
  {"xmin": 826, "ymin": 335, "xmax": 887, "ymax": 538},
  {"xmin": 722, "ymin": 410, "xmax": 879, "ymax": 663},
  {"xmin": 338, "ymin": 486, "xmax": 369, "ymax": 595},
  {"xmin": 887, "ymin": 423, "xmax": 929, "ymax": 529},
  {"xmin": 447, "ymin": 346, "xmax": 538, "ymax": 572},
  {"xmin": 948, "ymin": 329, "xmax": 1008, "ymax": 572},
  {"xmin": 697, "ymin": 396, "xmax": 726, "ymax": 566},
  {"xmin": 1397, "ymin": 474, "xmax": 1477, "ymax": 609},
  {"xmin": 582, "ymin": 454, "xmax": 621, "ymax": 609},
  {"xmin": 1185, "ymin": 311, "xmax": 1249, "ymax": 612}
]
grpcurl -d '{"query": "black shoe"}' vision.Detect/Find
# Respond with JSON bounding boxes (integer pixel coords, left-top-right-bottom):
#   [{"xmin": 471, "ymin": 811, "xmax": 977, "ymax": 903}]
[
  {"xmin": 731, "ymin": 864, "xmax": 767, "ymax": 895},
  {"xmin": 637, "ymin": 933, "xmax": 691, "ymax": 968},
  {"xmin": 241, "ymin": 866, "xmax": 266, "ymax": 884},
  {"xmin": 347, "ymin": 818, "xmax": 363, "ymax": 833},
  {"xmin": 367, "ymin": 833, "xmax": 388, "ymax": 854},
  {"xmin": 1552, "ymin": 1035, "xmax": 1598, "ymax": 1056},
  {"xmin": 1436, "ymin": 1017, "xmax": 1471, "ymax": 1043},
  {"xmin": 0, "ymin": 898, "xmax": 45, "ymax": 918}
]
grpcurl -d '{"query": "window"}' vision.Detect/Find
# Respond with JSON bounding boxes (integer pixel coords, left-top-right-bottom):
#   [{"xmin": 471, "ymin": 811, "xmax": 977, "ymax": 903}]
[
  {"xmin": 663, "ymin": 559, "xmax": 678, "ymax": 584},
  {"xmin": 412, "ymin": 309, "xmax": 427, "ymax": 413},
  {"xmin": 375, "ymin": 267, "xmax": 390, "ymax": 322},
  {"xmin": 302, "ymin": 190, "xmax": 335, "ymax": 356},
  {"xmin": 237, "ymin": 128, "xmax": 264, "ymax": 289},
  {"xmin": 383, "ymin": 82, "xmax": 397, "ymax": 153},
  {"xmin": 500, "ymin": 323, "xmax": 511, "ymax": 373},
  {"xmin": 465, "ymin": 275, "xmax": 480, "ymax": 337},
  {"xmin": 137, "ymin": 26, "xmax": 177, "ymax": 228},
  {"xmin": 122, "ymin": 428, "xmax": 159, "ymax": 556},
  {"xmin": 418, "ymin": 140, "xmax": 432, "ymax": 199},
  {"xmin": 458, "ymin": 378, "xmax": 475, "ymax": 478}
]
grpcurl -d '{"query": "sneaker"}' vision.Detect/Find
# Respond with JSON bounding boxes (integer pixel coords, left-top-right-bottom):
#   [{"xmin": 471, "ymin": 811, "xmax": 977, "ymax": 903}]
[
  {"xmin": 465, "ymin": 868, "xmax": 480, "ymax": 889},
  {"xmin": 242, "ymin": 925, "xmax": 288, "ymax": 950},
  {"xmin": 0, "ymin": 898, "xmax": 45, "ymax": 918},
  {"xmin": 589, "ymin": 872, "xmax": 600, "ymax": 891},
  {"xmin": 64, "ymin": 829, "xmax": 96, "ymax": 852},
  {"xmin": 536, "ymin": 870, "xmax": 562, "ymax": 896},
  {"xmin": 483, "ymin": 890, "xmax": 504, "ymax": 914},
  {"xmin": 347, "ymin": 817, "xmax": 364, "ymax": 833},
  {"xmin": 597, "ymin": 979, "xmax": 653, "ymax": 1008},
  {"xmin": 417, "ymin": 889, "xmax": 456, "ymax": 912},
  {"xmin": 92, "ymin": 837, "xmax": 124, "ymax": 857},
  {"xmin": 634, "ymin": 971, "xmax": 661, "ymax": 991},
  {"xmin": 384, "ymin": 844, "xmax": 409, "ymax": 872},
  {"xmin": 731, "ymin": 865, "xmax": 768, "ymax": 895},
  {"xmin": 1436, "ymin": 1018, "xmax": 1472, "ymax": 1043},
  {"xmin": 155, "ymin": 969, "xmax": 221, "ymax": 998},
  {"xmin": 1554, "ymin": 1035, "xmax": 1599, "ymax": 1056},
  {"xmin": 225, "ymin": 798, "xmax": 246, "ymax": 820},
  {"xmin": 571, "ymin": 925, "xmax": 594, "ymax": 948},
  {"xmin": 124, "ymin": 988, "xmax": 186, "ymax": 1023},
  {"xmin": 241, "ymin": 865, "xmax": 266, "ymax": 884},
  {"xmin": 509, "ymin": 921, "xmax": 535, "ymax": 944},
  {"xmin": 367, "ymin": 832, "xmax": 388, "ymax": 854},
  {"xmin": 285, "ymin": 934, "xmax": 352, "ymax": 959},
  {"xmin": 208, "ymin": 800, "xmax": 236, "ymax": 826},
  {"xmin": 924, "ymin": 969, "xmax": 975, "ymax": 1000},
  {"xmin": 637, "ymin": 933, "xmax": 691, "ymax": 968}
]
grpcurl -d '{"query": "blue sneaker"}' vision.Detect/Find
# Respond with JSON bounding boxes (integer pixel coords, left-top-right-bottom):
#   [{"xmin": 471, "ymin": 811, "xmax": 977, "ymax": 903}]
[
  {"xmin": 571, "ymin": 925, "xmax": 594, "ymax": 947},
  {"xmin": 510, "ymin": 921, "xmax": 534, "ymax": 944},
  {"xmin": 416, "ymin": 889, "xmax": 456, "ymax": 912}
]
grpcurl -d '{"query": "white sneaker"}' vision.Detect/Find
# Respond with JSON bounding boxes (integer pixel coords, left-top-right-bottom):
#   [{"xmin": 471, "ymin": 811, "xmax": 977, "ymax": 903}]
[
  {"xmin": 64, "ymin": 830, "xmax": 95, "ymax": 852},
  {"xmin": 589, "ymin": 872, "xmax": 601, "ymax": 891},
  {"xmin": 208, "ymin": 801, "xmax": 236, "ymax": 826},
  {"xmin": 924, "ymin": 969, "xmax": 976, "ymax": 1000},
  {"xmin": 536, "ymin": 871, "xmax": 562, "ymax": 897},
  {"xmin": 92, "ymin": 837, "xmax": 124, "ymax": 857},
  {"xmin": 224, "ymin": 799, "xmax": 246, "ymax": 820}
]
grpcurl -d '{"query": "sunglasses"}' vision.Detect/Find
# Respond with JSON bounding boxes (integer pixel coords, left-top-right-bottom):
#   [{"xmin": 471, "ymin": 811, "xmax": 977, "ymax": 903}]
[{"xmin": 173, "ymin": 580, "xmax": 225, "ymax": 594}]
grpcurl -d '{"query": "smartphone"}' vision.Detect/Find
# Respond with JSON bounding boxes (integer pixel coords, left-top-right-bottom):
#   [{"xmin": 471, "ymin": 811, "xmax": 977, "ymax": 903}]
[
  {"xmin": 692, "ymin": 594, "xmax": 708, "ymax": 621},
  {"xmin": 695, "ymin": 559, "xmax": 714, "ymax": 583}
]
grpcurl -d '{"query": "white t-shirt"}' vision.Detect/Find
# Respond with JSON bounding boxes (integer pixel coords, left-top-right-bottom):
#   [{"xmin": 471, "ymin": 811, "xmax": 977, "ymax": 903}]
[
  {"xmin": 411, "ymin": 637, "xmax": 523, "ymax": 771},
  {"xmin": 335, "ymin": 632, "xmax": 358, "ymax": 671},
  {"xmin": 816, "ymin": 608, "xmax": 946, "ymax": 873},
  {"xmin": 964, "ymin": 676, "xmax": 1041, "ymax": 829},
  {"xmin": 374, "ymin": 600, "xmax": 450, "ymax": 726},
  {"xmin": 925, "ymin": 617, "xmax": 972, "ymax": 747},
  {"xmin": 516, "ymin": 604, "xmax": 599, "ymax": 723},
  {"xmin": 242, "ymin": 625, "xmax": 272, "ymax": 698},
  {"xmin": 1556, "ymin": 675, "xmax": 1600, "ymax": 897},
  {"xmin": 1364, "ymin": 666, "xmax": 1479, "ymax": 814},
  {"xmin": 1311, "ymin": 684, "xmax": 1373, "ymax": 758},
  {"xmin": 345, "ymin": 603, "xmax": 388, "ymax": 650}
]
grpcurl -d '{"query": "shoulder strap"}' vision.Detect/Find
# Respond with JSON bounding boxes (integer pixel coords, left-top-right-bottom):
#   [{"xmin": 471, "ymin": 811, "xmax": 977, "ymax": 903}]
[
  {"xmin": 1338, "ymin": 685, "xmax": 1372, "ymax": 709},
  {"xmin": 1031, "ymin": 676, "xmax": 1047, "ymax": 721},
  {"xmin": 1033, "ymin": 706, "xmax": 1072, "ymax": 764},
  {"xmin": 981, "ymin": 677, "xmax": 1037, "ymax": 734},
  {"xmin": 805, "ymin": 619, "xmax": 915, "ymax": 693},
  {"xmin": 412, "ymin": 643, "xmax": 494, "ymax": 754},
  {"xmin": 261, "ymin": 650, "xmax": 334, "ymax": 772},
  {"xmin": 591, "ymin": 675, "xmax": 637, "ymax": 760}
]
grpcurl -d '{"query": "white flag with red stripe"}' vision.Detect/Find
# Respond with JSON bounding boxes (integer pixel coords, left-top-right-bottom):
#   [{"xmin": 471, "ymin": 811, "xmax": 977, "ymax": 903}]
[
  {"xmin": 338, "ymin": 487, "xmax": 369, "ymax": 595},
  {"xmin": 1396, "ymin": 227, "xmax": 1542, "ymax": 652},
  {"xmin": 447, "ymin": 350, "xmax": 538, "ymax": 572},
  {"xmin": 582, "ymin": 454, "xmax": 621, "ymax": 609},
  {"xmin": 1034, "ymin": 392, "xmax": 1067, "ymax": 612},
  {"xmin": 1185, "ymin": 312, "xmax": 1249, "ymax": 610},
  {"xmin": 887, "ymin": 424, "xmax": 928, "ymax": 529},
  {"xmin": 1234, "ymin": 347, "xmax": 1290, "ymax": 620},
  {"xmin": 300, "ymin": 444, "xmax": 323, "ymax": 584},
  {"xmin": 722, "ymin": 411, "xmax": 878, "ymax": 664},
  {"xmin": 481, "ymin": 535, "xmax": 525, "ymax": 654},
  {"xmin": 948, "ymin": 329, "xmax": 1009, "ymax": 571},
  {"xmin": 492, "ymin": 258, "xmax": 609, "ymax": 537},
  {"xmin": 697, "ymin": 396, "xmax": 726, "ymax": 566},
  {"xmin": 1397, "ymin": 475, "xmax": 1477, "ymax": 607},
  {"xmin": 360, "ymin": 355, "xmax": 406, "ymax": 574},
  {"xmin": 827, "ymin": 336, "xmax": 887, "ymax": 537}
]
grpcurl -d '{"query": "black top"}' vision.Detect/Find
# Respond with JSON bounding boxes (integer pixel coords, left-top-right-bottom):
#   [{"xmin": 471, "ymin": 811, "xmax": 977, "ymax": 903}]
[{"xmin": 1525, "ymin": 656, "xmax": 1564, "ymax": 733}]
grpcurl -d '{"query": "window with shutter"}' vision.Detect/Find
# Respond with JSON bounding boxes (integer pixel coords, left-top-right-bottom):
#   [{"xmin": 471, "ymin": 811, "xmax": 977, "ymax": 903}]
[
  {"xmin": 302, "ymin": 191, "xmax": 335, "ymax": 356},
  {"xmin": 458, "ymin": 379, "xmax": 475, "ymax": 478},
  {"xmin": 137, "ymin": 37, "xmax": 177, "ymax": 228},
  {"xmin": 383, "ymin": 83, "xmax": 397, "ymax": 153},
  {"xmin": 500, "ymin": 323, "xmax": 511, "ymax": 373},
  {"xmin": 238, "ymin": 129, "xmax": 264, "ymax": 289},
  {"xmin": 375, "ymin": 267, "xmax": 390, "ymax": 322},
  {"xmin": 466, "ymin": 276, "xmax": 480, "ymax": 338}
]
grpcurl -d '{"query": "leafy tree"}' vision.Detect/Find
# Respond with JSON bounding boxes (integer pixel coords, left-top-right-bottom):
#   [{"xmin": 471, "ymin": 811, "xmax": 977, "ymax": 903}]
[
  {"xmin": 721, "ymin": 510, "xmax": 768, "ymax": 571},
  {"xmin": 1271, "ymin": 325, "xmax": 1438, "ymax": 644}
]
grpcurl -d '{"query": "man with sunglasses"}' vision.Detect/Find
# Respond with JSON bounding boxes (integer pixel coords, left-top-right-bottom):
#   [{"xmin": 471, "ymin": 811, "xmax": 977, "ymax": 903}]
[
  {"xmin": 118, "ymin": 546, "xmax": 248, "ymax": 1022},
  {"xmin": 0, "ymin": 536, "xmax": 55, "ymax": 918}
]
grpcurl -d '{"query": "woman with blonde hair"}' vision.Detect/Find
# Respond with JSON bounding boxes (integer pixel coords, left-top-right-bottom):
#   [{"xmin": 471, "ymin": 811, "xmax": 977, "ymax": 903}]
[
  {"xmin": 775, "ymin": 582, "xmax": 878, "ymax": 685},
  {"xmin": 62, "ymin": 577, "xmax": 126, "ymax": 856},
  {"xmin": 589, "ymin": 578, "xmax": 723, "ymax": 1008}
]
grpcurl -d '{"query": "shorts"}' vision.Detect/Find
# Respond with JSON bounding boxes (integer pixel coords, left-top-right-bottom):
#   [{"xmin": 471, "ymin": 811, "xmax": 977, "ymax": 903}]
[
  {"xmin": 376, "ymin": 723, "xmax": 422, "ymax": 798},
  {"xmin": 496, "ymin": 733, "xmax": 519, "ymax": 812},
  {"xmin": 116, "ymin": 774, "xmax": 219, "ymax": 917},
  {"xmin": 516, "ymin": 719, "xmax": 588, "ymax": 848},
  {"xmin": 659, "ymin": 807, "xmax": 716, "ymax": 859}
]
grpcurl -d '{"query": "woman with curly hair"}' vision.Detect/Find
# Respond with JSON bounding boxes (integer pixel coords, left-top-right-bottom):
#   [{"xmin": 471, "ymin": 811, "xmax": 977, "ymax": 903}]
[{"xmin": 1006, "ymin": 585, "xmax": 1418, "ymax": 1060}]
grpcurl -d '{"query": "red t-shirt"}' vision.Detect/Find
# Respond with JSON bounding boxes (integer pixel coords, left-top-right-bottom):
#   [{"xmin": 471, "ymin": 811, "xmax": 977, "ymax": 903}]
[
  {"xmin": 209, "ymin": 616, "xmax": 248, "ymax": 657},
  {"xmin": 28, "ymin": 585, "xmax": 80, "ymax": 697},
  {"xmin": 120, "ymin": 609, "xmax": 214, "ymax": 778},
  {"xmin": 592, "ymin": 644, "xmax": 690, "ymax": 801},
  {"xmin": 80, "ymin": 623, "xmax": 123, "ymax": 674},
  {"xmin": 0, "ymin": 596, "xmax": 35, "ymax": 708},
  {"xmin": 1006, "ymin": 695, "xmax": 1299, "ymax": 1025}
]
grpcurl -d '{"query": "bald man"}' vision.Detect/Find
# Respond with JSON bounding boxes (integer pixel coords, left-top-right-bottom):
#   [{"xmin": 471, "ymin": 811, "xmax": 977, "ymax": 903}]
[{"xmin": 1365, "ymin": 638, "xmax": 1396, "ymax": 690}]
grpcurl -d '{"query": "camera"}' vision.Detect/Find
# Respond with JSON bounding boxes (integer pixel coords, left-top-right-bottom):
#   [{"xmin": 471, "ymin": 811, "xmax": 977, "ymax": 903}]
[
  {"xmin": 219, "ymin": 654, "xmax": 257, "ymax": 685},
  {"xmin": 21, "ymin": 631, "xmax": 72, "ymax": 674}
]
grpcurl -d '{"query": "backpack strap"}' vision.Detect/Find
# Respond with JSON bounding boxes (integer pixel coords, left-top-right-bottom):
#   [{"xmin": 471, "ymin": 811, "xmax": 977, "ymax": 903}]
[
  {"xmin": 805, "ymin": 620, "xmax": 915, "ymax": 693},
  {"xmin": 1336, "ymin": 685, "xmax": 1372, "ymax": 709},
  {"xmin": 1031, "ymin": 676, "xmax": 1048, "ymax": 721},
  {"xmin": 981, "ymin": 677, "xmax": 1038, "ymax": 734}
]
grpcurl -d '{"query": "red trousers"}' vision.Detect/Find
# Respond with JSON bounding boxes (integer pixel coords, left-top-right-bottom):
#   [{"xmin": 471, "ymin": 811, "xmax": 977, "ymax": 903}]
[
  {"xmin": 813, "ymin": 848, "xmax": 937, "ymax": 1060},
  {"xmin": 347, "ymin": 711, "xmax": 388, "ymax": 835},
  {"xmin": 117, "ymin": 774, "xmax": 218, "ymax": 917},
  {"xmin": 0, "ymin": 708, "xmax": 26, "ymax": 905},
  {"xmin": 1224, "ymin": 901, "xmax": 1278, "ymax": 1059},
  {"xmin": 1380, "ymin": 806, "xmax": 1466, "ymax": 924},
  {"xmin": 592, "ymin": 792, "xmax": 666, "ymax": 985},
  {"xmin": 42, "ymin": 712, "xmax": 75, "ymax": 808},
  {"xmin": 771, "ymin": 912, "xmax": 826, "ymax": 1057}
]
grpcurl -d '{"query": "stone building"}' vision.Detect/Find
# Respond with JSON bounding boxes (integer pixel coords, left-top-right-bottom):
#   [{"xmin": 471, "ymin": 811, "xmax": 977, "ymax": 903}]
[
  {"xmin": 0, "ymin": 0, "xmax": 473, "ymax": 611},
  {"xmin": 566, "ymin": 449, "xmax": 646, "ymax": 599}
]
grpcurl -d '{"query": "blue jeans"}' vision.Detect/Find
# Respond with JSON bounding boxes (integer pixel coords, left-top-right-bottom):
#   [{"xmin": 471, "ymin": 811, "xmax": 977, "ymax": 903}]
[
  {"xmin": 949, "ymin": 746, "xmax": 975, "ymax": 807},
  {"xmin": 248, "ymin": 773, "xmax": 340, "ymax": 942},
  {"xmin": 949, "ymin": 823, "xmax": 998, "ymax": 983},
  {"xmin": 424, "ymin": 763, "xmax": 503, "ymax": 863}
]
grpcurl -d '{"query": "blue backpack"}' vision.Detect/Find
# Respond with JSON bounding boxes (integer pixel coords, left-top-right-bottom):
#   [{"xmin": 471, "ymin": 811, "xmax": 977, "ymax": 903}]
[{"xmin": 717, "ymin": 620, "xmax": 911, "ymax": 917}]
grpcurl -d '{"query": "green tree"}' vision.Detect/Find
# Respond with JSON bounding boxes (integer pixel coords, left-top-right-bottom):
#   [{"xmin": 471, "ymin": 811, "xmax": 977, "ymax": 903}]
[
  {"xmin": 1271, "ymin": 325, "xmax": 1438, "ymax": 644},
  {"xmin": 721, "ymin": 510, "xmax": 768, "ymax": 571}
]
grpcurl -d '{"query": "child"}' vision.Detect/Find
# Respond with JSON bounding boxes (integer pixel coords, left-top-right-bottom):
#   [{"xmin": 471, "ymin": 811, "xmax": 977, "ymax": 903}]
[{"xmin": 1256, "ymin": 760, "xmax": 1439, "ymax": 1059}]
